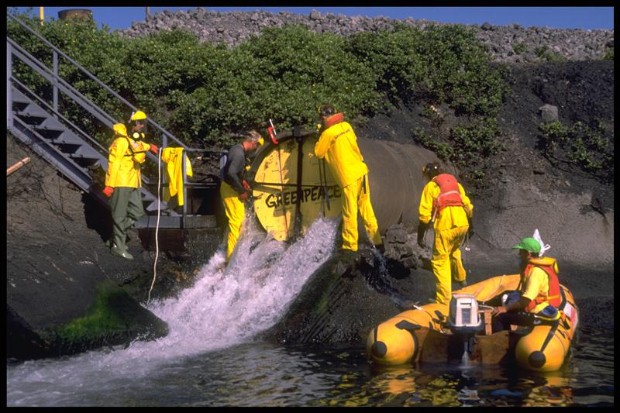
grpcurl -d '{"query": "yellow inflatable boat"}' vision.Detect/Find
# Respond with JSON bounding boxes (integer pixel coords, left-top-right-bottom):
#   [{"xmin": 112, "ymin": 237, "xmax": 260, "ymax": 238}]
[{"xmin": 366, "ymin": 273, "xmax": 579, "ymax": 372}]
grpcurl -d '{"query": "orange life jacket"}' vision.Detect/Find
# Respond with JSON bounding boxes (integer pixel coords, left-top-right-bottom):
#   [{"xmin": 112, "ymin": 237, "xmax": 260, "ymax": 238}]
[
  {"xmin": 519, "ymin": 256, "xmax": 562, "ymax": 312},
  {"xmin": 323, "ymin": 112, "xmax": 345, "ymax": 129},
  {"xmin": 431, "ymin": 173, "xmax": 463, "ymax": 221}
]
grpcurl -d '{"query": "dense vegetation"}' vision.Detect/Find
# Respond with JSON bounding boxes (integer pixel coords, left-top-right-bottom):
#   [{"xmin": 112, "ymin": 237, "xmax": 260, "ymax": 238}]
[
  {"xmin": 538, "ymin": 120, "xmax": 614, "ymax": 183},
  {"xmin": 7, "ymin": 9, "xmax": 612, "ymax": 188}
]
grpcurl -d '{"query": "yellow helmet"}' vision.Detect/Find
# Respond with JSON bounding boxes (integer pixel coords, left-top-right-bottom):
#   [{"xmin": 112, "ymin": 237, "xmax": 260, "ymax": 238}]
[
  {"xmin": 247, "ymin": 130, "xmax": 264, "ymax": 147},
  {"xmin": 130, "ymin": 110, "xmax": 147, "ymax": 122}
]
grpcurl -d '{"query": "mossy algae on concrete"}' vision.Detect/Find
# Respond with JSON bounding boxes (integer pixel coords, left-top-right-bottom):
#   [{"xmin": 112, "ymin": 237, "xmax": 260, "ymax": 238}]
[{"xmin": 53, "ymin": 280, "xmax": 169, "ymax": 355}]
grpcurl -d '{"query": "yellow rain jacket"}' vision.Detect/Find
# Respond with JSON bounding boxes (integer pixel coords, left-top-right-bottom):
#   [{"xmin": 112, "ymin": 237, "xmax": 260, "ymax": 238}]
[
  {"xmin": 105, "ymin": 123, "xmax": 152, "ymax": 188},
  {"xmin": 315, "ymin": 113, "xmax": 381, "ymax": 251},
  {"xmin": 161, "ymin": 147, "xmax": 193, "ymax": 207},
  {"xmin": 419, "ymin": 177, "xmax": 473, "ymax": 304},
  {"xmin": 314, "ymin": 115, "xmax": 368, "ymax": 188},
  {"xmin": 418, "ymin": 179, "xmax": 473, "ymax": 230}
]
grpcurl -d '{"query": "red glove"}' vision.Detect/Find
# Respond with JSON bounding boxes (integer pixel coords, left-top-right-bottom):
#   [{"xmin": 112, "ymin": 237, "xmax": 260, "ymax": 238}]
[
  {"xmin": 150, "ymin": 144, "xmax": 159, "ymax": 155},
  {"xmin": 238, "ymin": 191, "xmax": 250, "ymax": 201},
  {"xmin": 242, "ymin": 180, "xmax": 251, "ymax": 191},
  {"xmin": 267, "ymin": 125, "xmax": 278, "ymax": 144},
  {"xmin": 103, "ymin": 186, "xmax": 114, "ymax": 197}
]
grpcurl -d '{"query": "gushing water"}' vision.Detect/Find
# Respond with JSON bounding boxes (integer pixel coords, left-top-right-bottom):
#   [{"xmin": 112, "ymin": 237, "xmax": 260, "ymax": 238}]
[
  {"xmin": 7, "ymin": 217, "xmax": 339, "ymax": 406},
  {"xmin": 461, "ymin": 342, "xmax": 472, "ymax": 367}
]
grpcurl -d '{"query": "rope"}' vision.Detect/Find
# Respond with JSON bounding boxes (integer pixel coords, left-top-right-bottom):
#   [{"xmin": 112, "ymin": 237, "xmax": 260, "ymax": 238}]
[
  {"xmin": 147, "ymin": 148, "xmax": 162, "ymax": 304},
  {"xmin": 275, "ymin": 145, "xmax": 289, "ymax": 237},
  {"xmin": 318, "ymin": 158, "xmax": 329, "ymax": 216},
  {"xmin": 253, "ymin": 180, "xmax": 331, "ymax": 188},
  {"xmin": 267, "ymin": 119, "xmax": 290, "ymax": 238}
]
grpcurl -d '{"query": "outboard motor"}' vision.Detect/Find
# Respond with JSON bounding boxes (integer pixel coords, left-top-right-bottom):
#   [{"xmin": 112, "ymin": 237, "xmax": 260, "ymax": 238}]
[{"xmin": 446, "ymin": 293, "xmax": 484, "ymax": 363}]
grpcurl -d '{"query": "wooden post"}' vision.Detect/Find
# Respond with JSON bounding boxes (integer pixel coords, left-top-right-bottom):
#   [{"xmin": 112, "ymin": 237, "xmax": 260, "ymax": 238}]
[
  {"xmin": 480, "ymin": 307, "xmax": 494, "ymax": 336},
  {"xmin": 7, "ymin": 157, "xmax": 31, "ymax": 176}
]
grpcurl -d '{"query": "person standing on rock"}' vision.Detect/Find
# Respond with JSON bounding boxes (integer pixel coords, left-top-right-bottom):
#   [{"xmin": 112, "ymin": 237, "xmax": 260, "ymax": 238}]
[
  {"xmin": 490, "ymin": 236, "xmax": 562, "ymax": 332},
  {"xmin": 314, "ymin": 103, "xmax": 383, "ymax": 255},
  {"xmin": 103, "ymin": 110, "xmax": 158, "ymax": 260},
  {"xmin": 417, "ymin": 162, "xmax": 473, "ymax": 304},
  {"xmin": 219, "ymin": 130, "xmax": 264, "ymax": 264}
]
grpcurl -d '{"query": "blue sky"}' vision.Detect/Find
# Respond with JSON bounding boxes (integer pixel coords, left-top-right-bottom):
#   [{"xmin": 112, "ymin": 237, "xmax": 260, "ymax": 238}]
[{"xmin": 11, "ymin": 6, "xmax": 614, "ymax": 31}]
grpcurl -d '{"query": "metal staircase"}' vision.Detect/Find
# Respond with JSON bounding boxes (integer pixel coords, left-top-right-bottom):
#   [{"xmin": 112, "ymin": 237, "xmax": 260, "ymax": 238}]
[{"xmin": 6, "ymin": 14, "xmax": 221, "ymax": 238}]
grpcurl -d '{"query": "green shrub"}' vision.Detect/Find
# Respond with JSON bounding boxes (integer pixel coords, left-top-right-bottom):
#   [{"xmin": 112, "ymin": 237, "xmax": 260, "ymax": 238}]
[
  {"xmin": 412, "ymin": 127, "xmax": 454, "ymax": 161},
  {"xmin": 539, "ymin": 120, "xmax": 614, "ymax": 182},
  {"xmin": 6, "ymin": 10, "xmax": 514, "ymax": 189}
]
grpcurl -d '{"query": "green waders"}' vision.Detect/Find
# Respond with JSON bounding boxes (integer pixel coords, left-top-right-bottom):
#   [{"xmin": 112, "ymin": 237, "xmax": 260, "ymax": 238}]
[{"xmin": 109, "ymin": 187, "xmax": 144, "ymax": 255}]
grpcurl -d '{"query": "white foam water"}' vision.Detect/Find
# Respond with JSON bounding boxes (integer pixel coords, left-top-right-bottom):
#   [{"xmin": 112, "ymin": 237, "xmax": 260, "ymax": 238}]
[{"xmin": 7, "ymin": 217, "xmax": 339, "ymax": 406}]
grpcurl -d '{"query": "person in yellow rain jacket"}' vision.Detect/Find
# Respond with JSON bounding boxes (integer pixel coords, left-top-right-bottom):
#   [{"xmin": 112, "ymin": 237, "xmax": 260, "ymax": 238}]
[
  {"xmin": 314, "ymin": 104, "xmax": 383, "ymax": 253},
  {"xmin": 103, "ymin": 110, "xmax": 158, "ymax": 260},
  {"xmin": 491, "ymin": 236, "xmax": 562, "ymax": 332},
  {"xmin": 417, "ymin": 162, "xmax": 473, "ymax": 304},
  {"xmin": 220, "ymin": 130, "xmax": 264, "ymax": 263}
]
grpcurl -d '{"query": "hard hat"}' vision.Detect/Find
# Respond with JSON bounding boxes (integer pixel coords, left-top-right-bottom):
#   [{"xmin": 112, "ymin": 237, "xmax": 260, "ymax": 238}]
[
  {"xmin": 422, "ymin": 162, "xmax": 440, "ymax": 178},
  {"xmin": 247, "ymin": 130, "xmax": 264, "ymax": 146},
  {"xmin": 318, "ymin": 104, "xmax": 336, "ymax": 117},
  {"xmin": 512, "ymin": 237, "xmax": 542, "ymax": 255},
  {"xmin": 130, "ymin": 110, "xmax": 147, "ymax": 122}
]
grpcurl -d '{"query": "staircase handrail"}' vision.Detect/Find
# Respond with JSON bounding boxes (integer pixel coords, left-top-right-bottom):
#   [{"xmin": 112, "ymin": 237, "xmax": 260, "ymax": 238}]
[
  {"xmin": 7, "ymin": 12, "xmax": 186, "ymax": 151},
  {"xmin": 7, "ymin": 12, "xmax": 226, "ymax": 223}
]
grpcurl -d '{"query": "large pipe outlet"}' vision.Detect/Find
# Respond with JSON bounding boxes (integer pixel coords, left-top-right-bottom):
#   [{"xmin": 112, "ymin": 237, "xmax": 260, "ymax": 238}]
[{"xmin": 249, "ymin": 129, "xmax": 439, "ymax": 242}]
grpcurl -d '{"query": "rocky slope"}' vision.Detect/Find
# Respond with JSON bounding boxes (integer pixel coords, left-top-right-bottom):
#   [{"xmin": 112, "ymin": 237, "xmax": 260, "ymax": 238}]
[{"xmin": 120, "ymin": 8, "xmax": 614, "ymax": 64}]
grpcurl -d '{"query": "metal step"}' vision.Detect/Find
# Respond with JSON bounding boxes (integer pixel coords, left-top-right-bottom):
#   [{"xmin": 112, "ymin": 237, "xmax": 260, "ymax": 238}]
[
  {"xmin": 143, "ymin": 196, "xmax": 168, "ymax": 212},
  {"xmin": 10, "ymin": 87, "xmax": 31, "ymax": 105},
  {"xmin": 70, "ymin": 144, "xmax": 104, "ymax": 161},
  {"xmin": 135, "ymin": 214, "xmax": 218, "ymax": 229},
  {"xmin": 35, "ymin": 116, "xmax": 72, "ymax": 133},
  {"xmin": 35, "ymin": 128, "xmax": 83, "ymax": 145},
  {"xmin": 16, "ymin": 104, "xmax": 50, "ymax": 122}
]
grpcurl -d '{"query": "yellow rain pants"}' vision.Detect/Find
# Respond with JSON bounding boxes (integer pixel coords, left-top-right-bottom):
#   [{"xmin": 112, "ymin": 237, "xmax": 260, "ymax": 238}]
[
  {"xmin": 419, "ymin": 179, "xmax": 473, "ymax": 304},
  {"xmin": 220, "ymin": 181, "xmax": 246, "ymax": 262},
  {"xmin": 315, "ymin": 114, "xmax": 382, "ymax": 251},
  {"xmin": 432, "ymin": 225, "xmax": 469, "ymax": 304},
  {"xmin": 342, "ymin": 175, "xmax": 381, "ymax": 251}
]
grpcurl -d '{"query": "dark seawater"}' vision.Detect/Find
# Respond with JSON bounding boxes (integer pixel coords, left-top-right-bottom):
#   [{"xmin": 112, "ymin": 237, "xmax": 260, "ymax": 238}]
[
  {"xmin": 6, "ymin": 219, "xmax": 614, "ymax": 407},
  {"xmin": 6, "ymin": 328, "xmax": 614, "ymax": 407}
]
